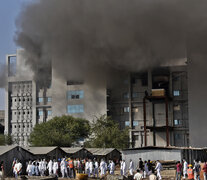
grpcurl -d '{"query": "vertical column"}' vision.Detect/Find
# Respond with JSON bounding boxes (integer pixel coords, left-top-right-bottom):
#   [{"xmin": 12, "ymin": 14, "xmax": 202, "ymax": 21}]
[
  {"xmin": 165, "ymin": 97, "xmax": 169, "ymax": 146},
  {"xmin": 143, "ymin": 97, "xmax": 147, "ymax": 146},
  {"xmin": 128, "ymin": 73, "xmax": 133, "ymax": 147}
]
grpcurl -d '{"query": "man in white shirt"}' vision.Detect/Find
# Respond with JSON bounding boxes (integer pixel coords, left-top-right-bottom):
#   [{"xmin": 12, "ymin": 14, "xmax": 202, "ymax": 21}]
[
  {"xmin": 129, "ymin": 159, "xmax": 134, "ymax": 175},
  {"xmin": 134, "ymin": 169, "xmax": 143, "ymax": 180},
  {"xmin": 183, "ymin": 159, "xmax": 188, "ymax": 179},
  {"xmin": 155, "ymin": 160, "xmax": 162, "ymax": 180},
  {"xmin": 14, "ymin": 160, "xmax": 22, "ymax": 179}
]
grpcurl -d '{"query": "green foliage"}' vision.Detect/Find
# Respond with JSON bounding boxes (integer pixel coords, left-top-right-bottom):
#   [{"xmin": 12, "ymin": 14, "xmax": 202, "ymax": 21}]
[
  {"xmin": 85, "ymin": 115, "xmax": 129, "ymax": 149},
  {"xmin": 29, "ymin": 115, "xmax": 90, "ymax": 147},
  {"xmin": 5, "ymin": 135, "xmax": 13, "ymax": 145},
  {"xmin": 0, "ymin": 134, "xmax": 13, "ymax": 145}
]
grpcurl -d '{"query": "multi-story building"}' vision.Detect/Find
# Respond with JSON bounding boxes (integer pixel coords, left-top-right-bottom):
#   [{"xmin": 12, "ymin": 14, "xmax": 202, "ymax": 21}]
[
  {"xmin": 5, "ymin": 49, "xmax": 189, "ymax": 147},
  {"xmin": 5, "ymin": 50, "xmax": 106, "ymax": 146},
  {"xmin": 107, "ymin": 64, "xmax": 189, "ymax": 147}
]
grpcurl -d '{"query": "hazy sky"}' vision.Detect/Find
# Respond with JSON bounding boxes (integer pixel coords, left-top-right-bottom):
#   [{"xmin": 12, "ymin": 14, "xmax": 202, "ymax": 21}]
[{"xmin": 0, "ymin": 0, "xmax": 32, "ymax": 110}]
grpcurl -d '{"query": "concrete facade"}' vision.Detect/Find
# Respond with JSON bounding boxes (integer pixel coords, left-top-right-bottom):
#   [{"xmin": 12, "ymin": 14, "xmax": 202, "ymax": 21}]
[{"xmin": 5, "ymin": 50, "xmax": 107, "ymax": 146}]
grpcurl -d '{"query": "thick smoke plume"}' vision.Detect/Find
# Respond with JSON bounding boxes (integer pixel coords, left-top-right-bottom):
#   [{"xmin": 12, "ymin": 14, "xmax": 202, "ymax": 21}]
[{"xmin": 14, "ymin": 0, "xmax": 207, "ymax": 86}]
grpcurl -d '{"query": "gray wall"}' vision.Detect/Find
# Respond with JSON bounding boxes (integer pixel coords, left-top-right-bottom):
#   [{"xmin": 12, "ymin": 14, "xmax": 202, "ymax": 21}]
[{"xmin": 122, "ymin": 149, "xmax": 182, "ymax": 168}]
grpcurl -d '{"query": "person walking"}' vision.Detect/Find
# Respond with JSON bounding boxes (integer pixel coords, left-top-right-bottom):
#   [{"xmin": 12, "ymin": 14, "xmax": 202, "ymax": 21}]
[
  {"xmin": 187, "ymin": 164, "xmax": 194, "ymax": 180},
  {"xmin": 122, "ymin": 160, "xmax": 127, "ymax": 176},
  {"xmin": 144, "ymin": 161, "xmax": 149, "ymax": 178},
  {"xmin": 155, "ymin": 160, "xmax": 162, "ymax": 180},
  {"xmin": 183, "ymin": 159, "xmax": 188, "ymax": 179},
  {"xmin": 139, "ymin": 158, "xmax": 144, "ymax": 171},
  {"xmin": 193, "ymin": 160, "xmax": 201, "ymax": 180},
  {"xmin": 14, "ymin": 160, "xmax": 22, "ymax": 179},
  {"xmin": 176, "ymin": 161, "xmax": 182, "ymax": 180},
  {"xmin": 129, "ymin": 159, "xmax": 134, "ymax": 175}
]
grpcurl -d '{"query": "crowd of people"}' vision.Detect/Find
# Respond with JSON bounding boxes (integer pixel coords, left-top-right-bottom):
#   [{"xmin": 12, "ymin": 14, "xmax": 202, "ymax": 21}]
[
  {"xmin": 12, "ymin": 158, "xmax": 117, "ymax": 179},
  {"xmin": 176, "ymin": 159, "xmax": 207, "ymax": 180},
  {"xmin": 11, "ymin": 157, "xmax": 207, "ymax": 180}
]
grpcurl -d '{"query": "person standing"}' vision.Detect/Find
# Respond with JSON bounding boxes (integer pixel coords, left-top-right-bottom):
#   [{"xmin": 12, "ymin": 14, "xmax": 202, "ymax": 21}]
[
  {"xmin": 129, "ymin": 159, "xmax": 134, "ymax": 176},
  {"xmin": 109, "ymin": 160, "xmax": 115, "ymax": 175},
  {"xmin": 122, "ymin": 160, "xmax": 127, "ymax": 176},
  {"xmin": 155, "ymin": 160, "xmax": 162, "ymax": 180},
  {"xmin": 47, "ymin": 160, "xmax": 53, "ymax": 176},
  {"xmin": 176, "ymin": 161, "xmax": 182, "ymax": 180},
  {"xmin": 100, "ymin": 159, "xmax": 107, "ymax": 176},
  {"xmin": 120, "ymin": 160, "xmax": 124, "ymax": 175},
  {"xmin": 194, "ymin": 160, "xmax": 201, "ymax": 180},
  {"xmin": 187, "ymin": 164, "xmax": 194, "ymax": 180},
  {"xmin": 183, "ymin": 159, "xmax": 188, "ymax": 179},
  {"xmin": 26, "ymin": 161, "xmax": 33, "ymax": 176},
  {"xmin": 89, "ymin": 159, "xmax": 94, "ymax": 177},
  {"xmin": 133, "ymin": 169, "xmax": 143, "ymax": 180},
  {"xmin": 94, "ymin": 159, "xmax": 99, "ymax": 178},
  {"xmin": 53, "ymin": 160, "xmax": 59, "ymax": 177},
  {"xmin": 202, "ymin": 162, "xmax": 207, "ymax": 180},
  {"xmin": 14, "ymin": 160, "xmax": 22, "ymax": 179},
  {"xmin": 144, "ymin": 161, "xmax": 149, "ymax": 178},
  {"xmin": 60, "ymin": 158, "xmax": 67, "ymax": 178},
  {"xmin": 147, "ymin": 160, "xmax": 153, "ymax": 175}
]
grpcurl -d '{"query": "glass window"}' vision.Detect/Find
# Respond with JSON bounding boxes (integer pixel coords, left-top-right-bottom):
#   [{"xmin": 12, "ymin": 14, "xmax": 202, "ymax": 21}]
[
  {"xmin": 175, "ymin": 133, "xmax": 181, "ymax": 140},
  {"xmin": 38, "ymin": 97, "xmax": 43, "ymax": 103},
  {"xmin": 47, "ymin": 97, "xmax": 52, "ymax": 102},
  {"xmin": 123, "ymin": 92, "xmax": 129, "ymax": 99},
  {"xmin": 174, "ymin": 105, "xmax": 180, "ymax": 111},
  {"xmin": 133, "ymin": 121, "xmax": 139, "ymax": 126},
  {"xmin": 38, "ymin": 110, "xmax": 43, "ymax": 116},
  {"xmin": 67, "ymin": 105, "xmax": 84, "ymax": 114},
  {"xmin": 174, "ymin": 119, "xmax": 182, "ymax": 125},
  {"xmin": 123, "ymin": 107, "xmax": 130, "ymax": 113},
  {"xmin": 173, "ymin": 90, "xmax": 180, "ymax": 96},
  {"xmin": 125, "ymin": 121, "xmax": 130, "ymax": 126},
  {"xmin": 47, "ymin": 110, "xmax": 52, "ymax": 116},
  {"xmin": 132, "ymin": 92, "xmax": 139, "ymax": 98},
  {"xmin": 68, "ymin": 90, "xmax": 84, "ymax": 99}
]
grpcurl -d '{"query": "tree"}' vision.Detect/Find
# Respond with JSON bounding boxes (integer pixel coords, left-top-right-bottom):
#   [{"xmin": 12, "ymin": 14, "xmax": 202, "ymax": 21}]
[
  {"xmin": 85, "ymin": 115, "xmax": 129, "ymax": 149},
  {"xmin": 0, "ymin": 134, "xmax": 13, "ymax": 145},
  {"xmin": 29, "ymin": 115, "xmax": 90, "ymax": 147}
]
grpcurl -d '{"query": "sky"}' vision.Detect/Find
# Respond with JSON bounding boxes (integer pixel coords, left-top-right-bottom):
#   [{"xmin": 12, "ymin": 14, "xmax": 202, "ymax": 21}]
[{"xmin": 0, "ymin": 0, "xmax": 32, "ymax": 110}]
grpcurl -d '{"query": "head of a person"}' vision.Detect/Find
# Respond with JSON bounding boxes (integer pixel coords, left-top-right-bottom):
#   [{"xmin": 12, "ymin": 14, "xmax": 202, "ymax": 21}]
[
  {"xmin": 144, "ymin": 161, "xmax": 147, "ymax": 163},
  {"xmin": 130, "ymin": 159, "xmax": 132, "ymax": 162},
  {"xmin": 188, "ymin": 164, "xmax": 192, "ymax": 169},
  {"xmin": 136, "ymin": 169, "xmax": 140, "ymax": 173},
  {"xmin": 148, "ymin": 160, "xmax": 150, "ymax": 163},
  {"xmin": 177, "ymin": 161, "xmax": 180, "ymax": 164},
  {"xmin": 139, "ymin": 158, "xmax": 142, "ymax": 161}
]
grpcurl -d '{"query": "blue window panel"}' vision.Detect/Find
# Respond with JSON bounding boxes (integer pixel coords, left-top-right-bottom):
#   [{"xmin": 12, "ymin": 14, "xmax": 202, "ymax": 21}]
[
  {"xmin": 132, "ymin": 92, "xmax": 139, "ymax": 98},
  {"xmin": 67, "ymin": 105, "xmax": 84, "ymax": 113},
  {"xmin": 133, "ymin": 121, "xmax": 139, "ymax": 126},
  {"xmin": 47, "ymin": 110, "xmax": 52, "ymax": 116},
  {"xmin": 47, "ymin": 97, "xmax": 52, "ymax": 102},
  {"xmin": 38, "ymin": 110, "xmax": 43, "ymax": 116},
  {"xmin": 124, "ymin": 107, "xmax": 130, "ymax": 113},
  {"xmin": 125, "ymin": 121, "xmax": 130, "ymax": 127},
  {"xmin": 38, "ymin": 97, "xmax": 43, "ymax": 103},
  {"xmin": 173, "ymin": 90, "xmax": 180, "ymax": 96}
]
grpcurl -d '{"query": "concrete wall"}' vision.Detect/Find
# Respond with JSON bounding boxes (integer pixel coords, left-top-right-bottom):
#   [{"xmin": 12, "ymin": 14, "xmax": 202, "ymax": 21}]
[{"xmin": 122, "ymin": 149, "xmax": 182, "ymax": 169}]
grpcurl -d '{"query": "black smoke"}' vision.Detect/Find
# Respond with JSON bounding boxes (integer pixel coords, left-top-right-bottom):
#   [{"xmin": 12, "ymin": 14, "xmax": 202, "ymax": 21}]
[{"xmin": 14, "ymin": 0, "xmax": 207, "ymax": 86}]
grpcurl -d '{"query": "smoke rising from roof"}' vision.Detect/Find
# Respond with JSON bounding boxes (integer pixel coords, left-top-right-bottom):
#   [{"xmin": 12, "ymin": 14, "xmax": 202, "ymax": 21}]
[{"xmin": 14, "ymin": 0, "xmax": 207, "ymax": 86}]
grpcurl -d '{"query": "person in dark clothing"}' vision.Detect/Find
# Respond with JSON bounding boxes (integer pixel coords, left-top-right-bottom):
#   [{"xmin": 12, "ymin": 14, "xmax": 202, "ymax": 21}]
[{"xmin": 138, "ymin": 158, "xmax": 144, "ymax": 171}]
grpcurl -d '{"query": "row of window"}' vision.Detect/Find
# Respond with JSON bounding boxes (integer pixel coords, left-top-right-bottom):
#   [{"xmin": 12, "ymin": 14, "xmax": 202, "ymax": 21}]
[
  {"xmin": 68, "ymin": 90, "xmax": 84, "ymax": 100},
  {"xmin": 14, "ymin": 111, "xmax": 32, "ymax": 115},
  {"xmin": 38, "ymin": 97, "xmax": 52, "ymax": 103},
  {"xmin": 125, "ymin": 121, "xmax": 139, "ymax": 127},
  {"xmin": 12, "ymin": 98, "xmax": 32, "ymax": 102},
  {"xmin": 38, "ymin": 110, "xmax": 52, "ymax": 116}
]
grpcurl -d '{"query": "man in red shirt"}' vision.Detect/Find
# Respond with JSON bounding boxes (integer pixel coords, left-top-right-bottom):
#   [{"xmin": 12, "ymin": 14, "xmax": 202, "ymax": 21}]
[
  {"xmin": 176, "ymin": 161, "xmax": 182, "ymax": 180},
  {"xmin": 203, "ymin": 162, "xmax": 207, "ymax": 180}
]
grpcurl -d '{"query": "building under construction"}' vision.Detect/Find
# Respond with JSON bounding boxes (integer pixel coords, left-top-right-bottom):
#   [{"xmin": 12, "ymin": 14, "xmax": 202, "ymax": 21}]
[{"xmin": 5, "ymin": 50, "xmax": 188, "ymax": 147}]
